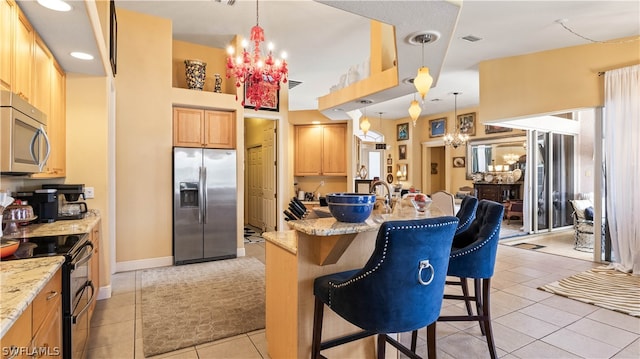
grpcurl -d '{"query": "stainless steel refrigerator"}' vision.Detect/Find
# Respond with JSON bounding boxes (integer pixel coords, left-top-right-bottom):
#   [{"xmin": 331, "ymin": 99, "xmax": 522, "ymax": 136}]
[{"xmin": 173, "ymin": 147, "xmax": 237, "ymax": 265}]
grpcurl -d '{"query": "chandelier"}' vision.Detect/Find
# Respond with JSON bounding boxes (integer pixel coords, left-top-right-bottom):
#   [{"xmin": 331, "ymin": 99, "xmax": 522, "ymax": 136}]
[
  {"xmin": 443, "ymin": 92, "xmax": 469, "ymax": 148},
  {"xmin": 226, "ymin": 0, "xmax": 288, "ymax": 110},
  {"xmin": 503, "ymin": 153, "xmax": 519, "ymax": 164}
]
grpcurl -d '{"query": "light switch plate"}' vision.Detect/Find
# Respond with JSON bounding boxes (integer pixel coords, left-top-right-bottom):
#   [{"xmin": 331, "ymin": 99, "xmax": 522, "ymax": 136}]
[{"xmin": 85, "ymin": 187, "xmax": 95, "ymax": 199}]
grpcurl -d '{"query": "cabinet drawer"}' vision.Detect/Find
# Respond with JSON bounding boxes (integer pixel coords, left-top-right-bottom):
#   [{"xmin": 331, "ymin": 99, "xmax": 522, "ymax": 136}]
[{"xmin": 32, "ymin": 269, "xmax": 61, "ymax": 334}]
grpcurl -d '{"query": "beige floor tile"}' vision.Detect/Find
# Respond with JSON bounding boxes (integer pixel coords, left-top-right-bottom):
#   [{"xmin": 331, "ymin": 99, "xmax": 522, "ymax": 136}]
[
  {"xmin": 483, "ymin": 322, "xmax": 536, "ymax": 353},
  {"xmin": 566, "ymin": 318, "xmax": 639, "ymax": 350},
  {"xmin": 500, "ymin": 283, "xmax": 555, "ymax": 302},
  {"xmin": 86, "ymin": 339, "xmax": 134, "ymax": 359},
  {"xmin": 613, "ymin": 338, "xmax": 640, "ymax": 359},
  {"xmin": 437, "ymin": 332, "xmax": 506, "ymax": 359},
  {"xmin": 248, "ymin": 330, "xmax": 269, "ymax": 358},
  {"xmin": 88, "ymin": 320, "xmax": 135, "ymax": 349},
  {"xmin": 519, "ymin": 302, "xmax": 582, "ymax": 327},
  {"xmin": 487, "ymin": 290, "xmax": 535, "ymax": 318},
  {"xmin": 195, "ymin": 335, "xmax": 263, "ymax": 358},
  {"xmin": 543, "ymin": 327, "xmax": 621, "ymax": 358},
  {"xmin": 538, "ymin": 294, "xmax": 600, "ymax": 317},
  {"xmin": 511, "ymin": 340, "xmax": 582, "ymax": 358},
  {"xmin": 494, "ymin": 312, "xmax": 560, "ymax": 339},
  {"xmin": 587, "ymin": 309, "xmax": 640, "ymax": 334},
  {"xmin": 94, "ymin": 291, "xmax": 135, "ymax": 311},
  {"xmin": 91, "ymin": 303, "xmax": 135, "ymax": 327}
]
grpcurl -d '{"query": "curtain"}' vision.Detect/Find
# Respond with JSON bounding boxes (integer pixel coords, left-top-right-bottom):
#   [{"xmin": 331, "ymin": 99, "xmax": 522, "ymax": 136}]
[{"xmin": 604, "ymin": 64, "xmax": 640, "ymax": 274}]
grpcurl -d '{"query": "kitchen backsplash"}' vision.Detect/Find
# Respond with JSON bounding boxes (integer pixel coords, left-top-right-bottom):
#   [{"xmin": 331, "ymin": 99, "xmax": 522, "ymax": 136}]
[
  {"xmin": 294, "ymin": 177, "xmax": 347, "ymax": 199},
  {"xmin": 0, "ymin": 176, "xmax": 65, "ymax": 196}
]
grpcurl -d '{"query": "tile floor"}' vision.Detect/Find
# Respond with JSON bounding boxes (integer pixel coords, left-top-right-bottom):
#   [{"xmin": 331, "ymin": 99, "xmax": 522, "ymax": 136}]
[{"xmin": 87, "ymin": 236, "xmax": 639, "ymax": 359}]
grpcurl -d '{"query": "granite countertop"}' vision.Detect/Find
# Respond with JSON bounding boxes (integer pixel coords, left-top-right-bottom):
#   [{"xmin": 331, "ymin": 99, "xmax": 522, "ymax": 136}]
[
  {"xmin": 0, "ymin": 256, "xmax": 65, "ymax": 337},
  {"xmin": 264, "ymin": 200, "xmax": 445, "ymax": 253},
  {"xmin": 3, "ymin": 215, "xmax": 101, "ymax": 239}
]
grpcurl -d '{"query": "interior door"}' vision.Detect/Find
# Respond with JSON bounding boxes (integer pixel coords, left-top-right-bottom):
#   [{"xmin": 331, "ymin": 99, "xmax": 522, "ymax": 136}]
[
  {"xmin": 247, "ymin": 146, "xmax": 263, "ymax": 229},
  {"xmin": 262, "ymin": 121, "xmax": 277, "ymax": 232}
]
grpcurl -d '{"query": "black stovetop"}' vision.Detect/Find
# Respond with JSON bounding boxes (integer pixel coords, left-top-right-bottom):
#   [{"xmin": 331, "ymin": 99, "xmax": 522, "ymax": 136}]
[{"xmin": 3, "ymin": 233, "xmax": 89, "ymax": 261}]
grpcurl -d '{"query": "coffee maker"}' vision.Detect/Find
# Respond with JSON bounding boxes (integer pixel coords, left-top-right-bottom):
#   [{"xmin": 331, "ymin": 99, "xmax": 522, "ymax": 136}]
[
  {"xmin": 42, "ymin": 184, "xmax": 88, "ymax": 220},
  {"xmin": 15, "ymin": 189, "xmax": 58, "ymax": 223}
]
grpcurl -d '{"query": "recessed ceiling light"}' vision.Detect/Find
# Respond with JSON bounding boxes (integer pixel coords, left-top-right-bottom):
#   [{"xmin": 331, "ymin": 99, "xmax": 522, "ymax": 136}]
[
  {"xmin": 70, "ymin": 52, "xmax": 94, "ymax": 60},
  {"xmin": 37, "ymin": 0, "xmax": 72, "ymax": 12}
]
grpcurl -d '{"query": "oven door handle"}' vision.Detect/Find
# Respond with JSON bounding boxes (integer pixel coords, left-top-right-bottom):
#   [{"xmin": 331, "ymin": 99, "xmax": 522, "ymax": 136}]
[
  {"xmin": 72, "ymin": 281, "xmax": 95, "ymax": 324},
  {"xmin": 70, "ymin": 240, "xmax": 94, "ymax": 270}
]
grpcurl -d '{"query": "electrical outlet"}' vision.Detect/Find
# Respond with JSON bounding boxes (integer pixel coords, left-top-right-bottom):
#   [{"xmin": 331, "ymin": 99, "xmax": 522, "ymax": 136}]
[{"xmin": 85, "ymin": 187, "xmax": 95, "ymax": 199}]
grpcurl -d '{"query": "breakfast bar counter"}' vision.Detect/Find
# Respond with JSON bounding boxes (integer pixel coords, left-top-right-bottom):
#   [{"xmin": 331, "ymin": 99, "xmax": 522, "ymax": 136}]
[{"xmin": 262, "ymin": 202, "xmax": 443, "ymax": 358}]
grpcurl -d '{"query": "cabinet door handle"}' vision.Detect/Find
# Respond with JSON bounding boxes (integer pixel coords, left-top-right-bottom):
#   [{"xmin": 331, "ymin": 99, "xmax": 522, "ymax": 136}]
[{"xmin": 46, "ymin": 291, "xmax": 59, "ymax": 301}]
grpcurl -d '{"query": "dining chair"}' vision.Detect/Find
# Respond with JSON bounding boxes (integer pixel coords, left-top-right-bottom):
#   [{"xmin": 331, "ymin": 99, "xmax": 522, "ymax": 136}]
[
  {"xmin": 455, "ymin": 195, "xmax": 478, "ymax": 235},
  {"xmin": 411, "ymin": 199, "xmax": 504, "ymax": 359},
  {"xmin": 311, "ymin": 217, "xmax": 459, "ymax": 359},
  {"xmin": 430, "ymin": 191, "xmax": 455, "ymax": 216}
]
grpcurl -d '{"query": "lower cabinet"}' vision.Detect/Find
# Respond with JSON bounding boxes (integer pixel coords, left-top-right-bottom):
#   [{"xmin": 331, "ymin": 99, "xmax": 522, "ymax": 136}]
[
  {"xmin": 1, "ymin": 268, "xmax": 62, "ymax": 359},
  {"xmin": 474, "ymin": 183, "xmax": 521, "ymax": 202}
]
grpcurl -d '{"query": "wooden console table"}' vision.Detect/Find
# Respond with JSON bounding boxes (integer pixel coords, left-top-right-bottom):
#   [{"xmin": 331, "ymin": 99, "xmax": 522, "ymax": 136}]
[{"xmin": 474, "ymin": 183, "xmax": 521, "ymax": 202}]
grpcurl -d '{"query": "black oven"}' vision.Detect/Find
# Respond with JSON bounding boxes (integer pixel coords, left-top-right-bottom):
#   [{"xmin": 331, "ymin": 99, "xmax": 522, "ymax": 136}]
[{"xmin": 4, "ymin": 233, "xmax": 95, "ymax": 359}]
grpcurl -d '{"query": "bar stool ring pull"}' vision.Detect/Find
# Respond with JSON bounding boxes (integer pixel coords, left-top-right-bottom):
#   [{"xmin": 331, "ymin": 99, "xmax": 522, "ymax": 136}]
[{"xmin": 418, "ymin": 260, "xmax": 435, "ymax": 285}]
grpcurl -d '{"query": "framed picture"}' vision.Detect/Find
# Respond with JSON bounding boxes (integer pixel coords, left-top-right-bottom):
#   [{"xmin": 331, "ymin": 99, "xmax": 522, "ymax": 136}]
[
  {"xmin": 453, "ymin": 156, "xmax": 466, "ymax": 168},
  {"xmin": 243, "ymin": 81, "xmax": 279, "ymax": 111},
  {"xmin": 386, "ymin": 155, "xmax": 392, "ymax": 165},
  {"xmin": 398, "ymin": 144, "xmax": 407, "ymax": 160},
  {"xmin": 429, "ymin": 118, "xmax": 446, "ymax": 137},
  {"xmin": 386, "ymin": 173, "xmax": 394, "ymax": 184},
  {"xmin": 457, "ymin": 112, "xmax": 476, "ymax": 136},
  {"xmin": 397, "ymin": 122, "xmax": 409, "ymax": 141},
  {"xmin": 431, "ymin": 163, "xmax": 438, "ymax": 174},
  {"xmin": 386, "ymin": 165, "xmax": 393, "ymax": 173},
  {"xmin": 397, "ymin": 164, "xmax": 408, "ymax": 181},
  {"xmin": 109, "ymin": 0, "xmax": 117, "ymax": 76},
  {"xmin": 485, "ymin": 125, "xmax": 513, "ymax": 134}
]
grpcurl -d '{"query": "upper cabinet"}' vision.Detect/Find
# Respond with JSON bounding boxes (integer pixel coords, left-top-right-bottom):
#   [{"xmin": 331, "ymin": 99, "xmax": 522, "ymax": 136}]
[
  {"xmin": 14, "ymin": 5, "xmax": 33, "ymax": 102},
  {"xmin": 173, "ymin": 107, "xmax": 236, "ymax": 149},
  {"xmin": 0, "ymin": 0, "xmax": 15, "ymax": 91},
  {"xmin": 294, "ymin": 124, "xmax": 347, "ymax": 176}
]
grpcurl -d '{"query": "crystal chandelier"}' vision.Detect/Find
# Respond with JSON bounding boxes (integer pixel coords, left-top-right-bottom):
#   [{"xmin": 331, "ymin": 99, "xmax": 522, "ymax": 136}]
[
  {"xmin": 226, "ymin": 0, "xmax": 288, "ymax": 110},
  {"xmin": 503, "ymin": 153, "xmax": 519, "ymax": 164},
  {"xmin": 443, "ymin": 92, "xmax": 469, "ymax": 148}
]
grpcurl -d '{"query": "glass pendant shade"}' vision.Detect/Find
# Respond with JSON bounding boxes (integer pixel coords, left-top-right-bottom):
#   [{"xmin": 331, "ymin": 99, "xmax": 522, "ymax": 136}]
[
  {"xmin": 360, "ymin": 116, "xmax": 371, "ymax": 136},
  {"xmin": 414, "ymin": 67, "xmax": 433, "ymax": 100},
  {"xmin": 408, "ymin": 100, "xmax": 421, "ymax": 126}
]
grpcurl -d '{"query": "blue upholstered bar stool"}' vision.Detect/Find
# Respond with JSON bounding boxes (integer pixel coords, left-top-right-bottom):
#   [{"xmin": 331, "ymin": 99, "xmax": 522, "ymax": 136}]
[
  {"xmin": 455, "ymin": 195, "xmax": 478, "ymax": 235},
  {"xmin": 411, "ymin": 200, "xmax": 504, "ymax": 358},
  {"xmin": 311, "ymin": 217, "xmax": 459, "ymax": 359}
]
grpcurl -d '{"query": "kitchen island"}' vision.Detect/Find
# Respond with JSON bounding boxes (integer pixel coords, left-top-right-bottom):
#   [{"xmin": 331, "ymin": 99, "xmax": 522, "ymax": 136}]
[{"xmin": 262, "ymin": 202, "xmax": 444, "ymax": 358}]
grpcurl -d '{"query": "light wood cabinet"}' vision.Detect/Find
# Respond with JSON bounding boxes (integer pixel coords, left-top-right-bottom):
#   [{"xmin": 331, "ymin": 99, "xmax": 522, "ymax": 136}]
[
  {"xmin": 0, "ymin": 0, "xmax": 15, "ymax": 91},
  {"xmin": 173, "ymin": 107, "xmax": 236, "ymax": 149},
  {"xmin": 32, "ymin": 33, "xmax": 52, "ymax": 116},
  {"xmin": 294, "ymin": 124, "xmax": 347, "ymax": 176},
  {"xmin": 14, "ymin": 6, "xmax": 33, "ymax": 102},
  {"xmin": 88, "ymin": 220, "xmax": 101, "ymax": 320},
  {"xmin": 34, "ymin": 62, "xmax": 66, "ymax": 177},
  {"xmin": 1, "ymin": 268, "xmax": 62, "ymax": 359}
]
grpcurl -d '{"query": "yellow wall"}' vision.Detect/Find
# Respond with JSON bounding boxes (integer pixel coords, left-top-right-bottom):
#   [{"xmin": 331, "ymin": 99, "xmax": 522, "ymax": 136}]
[
  {"xmin": 172, "ymin": 40, "xmax": 233, "ymax": 94},
  {"xmin": 115, "ymin": 9, "xmax": 173, "ymax": 263},
  {"xmin": 480, "ymin": 36, "xmax": 640, "ymax": 121},
  {"xmin": 65, "ymin": 74, "xmax": 110, "ymax": 286}
]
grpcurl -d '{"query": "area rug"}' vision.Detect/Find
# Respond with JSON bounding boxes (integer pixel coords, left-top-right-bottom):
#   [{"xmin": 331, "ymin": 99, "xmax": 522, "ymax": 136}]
[
  {"xmin": 244, "ymin": 225, "xmax": 265, "ymax": 243},
  {"xmin": 140, "ymin": 257, "xmax": 265, "ymax": 357},
  {"xmin": 538, "ymin": 266, "xmax": 640, "ymax": 317},
  {"xmin": 511, "ymin": 242, "xmax": 546, "ymax": 250}
]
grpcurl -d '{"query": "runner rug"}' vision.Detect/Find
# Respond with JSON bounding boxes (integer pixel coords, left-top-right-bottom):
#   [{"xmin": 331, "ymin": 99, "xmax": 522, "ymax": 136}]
[
  {"xmin": 140, "ymin": 257, "xmax": 265, "ymax": 357},
  {"xmin": 538, "ymin": 266, "xmax": 640, "ymax": 317}
]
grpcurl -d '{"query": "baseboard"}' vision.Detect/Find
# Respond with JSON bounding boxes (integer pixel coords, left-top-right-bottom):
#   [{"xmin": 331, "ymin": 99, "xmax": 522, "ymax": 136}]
[
  {"xmin": 97, "ymin": 285, "xmax": 111, "ymax": 300},
  {"xmin": 237, "ymin": 247, "xmax": 245, "ymax": 257},
  {"xmin": 115, "ymin": 256, "xmax": 173, "ymax": 273}
]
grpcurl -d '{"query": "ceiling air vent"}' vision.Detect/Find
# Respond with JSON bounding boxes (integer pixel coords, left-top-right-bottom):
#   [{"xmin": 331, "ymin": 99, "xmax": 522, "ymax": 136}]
[
  {"xmin": 288, "ymin": 80, "xmax": 302, "ymax": 90},
  {"xmin": 461, "ymin": 35, "xmax": 483, "ymax": 42}
]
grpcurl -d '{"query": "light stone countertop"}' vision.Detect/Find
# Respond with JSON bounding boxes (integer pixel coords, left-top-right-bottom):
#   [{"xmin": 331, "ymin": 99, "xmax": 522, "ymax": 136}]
[
  {"xmin": 3, "ymin": 215, "xmax": 101, "ymax": 239},
  {"xmin": 0, "ymin": 256, "xmax": 65, "ymax": 337},
  {"xmin": 262, "ymin": 231, "xmax": 297, "ymax": 254}
]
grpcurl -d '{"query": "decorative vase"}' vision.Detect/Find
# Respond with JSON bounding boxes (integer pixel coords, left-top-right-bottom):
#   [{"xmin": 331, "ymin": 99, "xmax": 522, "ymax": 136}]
[
  {"xmin": 358, "ymin": 165, "xmax": 368, "ymax": 179},
  {"xmin": 214, "ymin": 74, "xmax": 222, "ymax": 93},
  {"xmin": 184, "ymin": 59, "xmax": 206, "ymax": 90}
]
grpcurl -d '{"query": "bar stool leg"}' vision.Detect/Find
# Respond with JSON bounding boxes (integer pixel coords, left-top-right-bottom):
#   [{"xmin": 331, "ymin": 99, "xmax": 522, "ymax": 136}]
[
  {"xmin": 377, "ymin": 334, "xmax": 386, "ymax": 359},
  {"xmin": 481, "ymin": 279, "xmax": 497, "ymax": 359},
  {"xmin": 460, "ymin": 277, "xmax": 474, "ymax": 316},
  {"xmin": 427, "ymin": 322, "xmax": 436, "ymax": 359},
  {"xmin": 311, "ymin": 297, "xmax": 324, "ymax": 359}
]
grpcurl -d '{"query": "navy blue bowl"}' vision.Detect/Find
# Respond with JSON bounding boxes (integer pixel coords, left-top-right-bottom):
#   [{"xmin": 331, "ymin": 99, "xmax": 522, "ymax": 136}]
[{"xmin": 326, "ymin": 193, "xmax": 376, "ymax": 222}]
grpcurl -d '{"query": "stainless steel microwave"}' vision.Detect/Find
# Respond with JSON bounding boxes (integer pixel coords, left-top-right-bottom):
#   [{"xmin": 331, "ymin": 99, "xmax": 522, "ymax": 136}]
[{"xmin": 1, "ymin": 91, "xmax": 50, "ymax": 175}]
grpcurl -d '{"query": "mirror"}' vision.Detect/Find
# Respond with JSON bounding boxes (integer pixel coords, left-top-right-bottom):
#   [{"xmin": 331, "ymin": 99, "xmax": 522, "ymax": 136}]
[{"xmin": 466, "ymin": 136, "xmax": 526, "ymax": 179}]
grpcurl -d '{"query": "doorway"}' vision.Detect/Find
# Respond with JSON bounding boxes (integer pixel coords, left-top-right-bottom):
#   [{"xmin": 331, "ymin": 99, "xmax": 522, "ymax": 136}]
[{"xmin": 244, "ymin": 118, "xmax": 277, "ymax": 232}]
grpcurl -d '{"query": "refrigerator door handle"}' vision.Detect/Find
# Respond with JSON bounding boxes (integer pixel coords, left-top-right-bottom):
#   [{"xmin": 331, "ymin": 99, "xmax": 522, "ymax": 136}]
[
  {"xmin": 203, "ymin": 166, "xmax": 208, "ymax": 224},
  {"xmin": 198, "ymin": 166, "xmax": 204, "ymax": 224}
]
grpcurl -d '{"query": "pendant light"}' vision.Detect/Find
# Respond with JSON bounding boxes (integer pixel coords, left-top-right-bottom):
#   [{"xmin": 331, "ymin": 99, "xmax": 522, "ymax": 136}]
[
  {"xmin": 443, "ymin": 92, "xmax": 469, "ymax": 148},
  {"xmin": 413, "ymin": 34, "xmax": 434, "ymax": 100},
  {"xmin": 408, "ymin": 93, "xmax": 422, "ymax": 127},
  {"xmin": 359, "ymin": 99, "xmax": 373, "ymax": 137}
]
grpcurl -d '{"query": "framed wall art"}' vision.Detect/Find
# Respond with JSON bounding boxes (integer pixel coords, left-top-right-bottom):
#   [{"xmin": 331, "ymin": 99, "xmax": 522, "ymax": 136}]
[
  {"xmin": 398, "ymin": 144, "xmax": 407, "ymax": 160},
  {"xmin": 429, "ymin": 118, "xmax": 446, "ymax": 137},
  {"xmin": 485, "ymin": 124, "xmax": 513, "ymax": 134},
  {"xmin": 453, "ymin": 156, "xmax": 466, "ymax": 168},
  {"xmin": 387, "ymin": 155, "xmax": 392, "ymax": 165},
  {"xmin": 397, "ymin": 164, "xmax": 408, "ymax": 181},
  {"xmin": 457, "ymin": 112, "xmax": 476, "ymax": 136},
  {"xmin": 109, "ymin": 0, "xmax": 117, "ymax": 76},
  {"xmin": 397, "ymin": 122, "xmax": 409, "ymax": 141},
  {"xmin": 244, "ymin": 82, "xmax": 280, "ymax": 111},
  {"xmin": 387, "ymin": 165, "xmax": 393, "ymax": 173}
]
